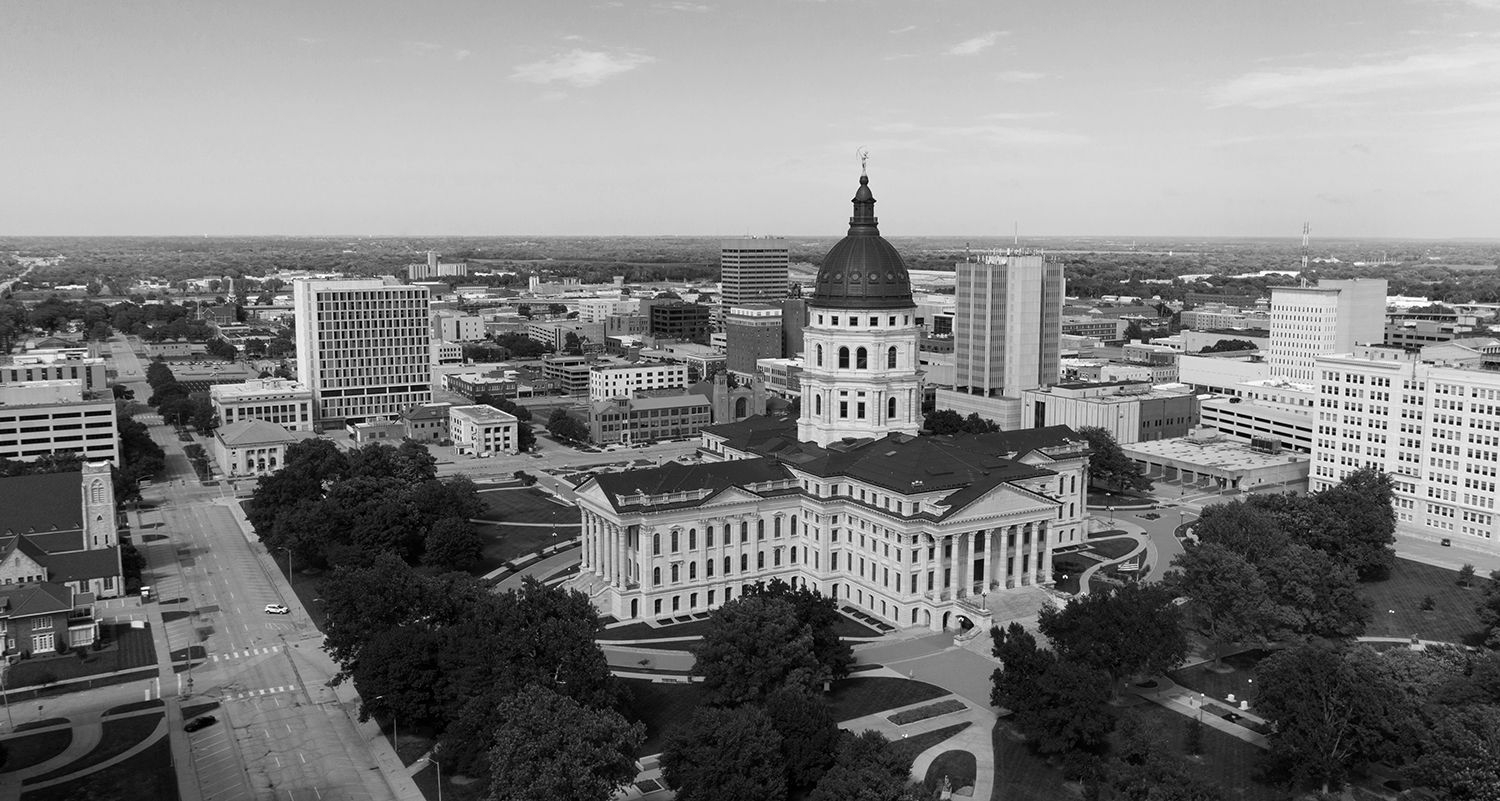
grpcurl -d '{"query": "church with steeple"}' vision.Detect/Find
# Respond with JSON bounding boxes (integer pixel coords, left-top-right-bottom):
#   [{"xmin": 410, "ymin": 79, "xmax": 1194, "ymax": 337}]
[{"xmin": 569, "ymin": 172, "xmax": 1091, "ymax": 632}]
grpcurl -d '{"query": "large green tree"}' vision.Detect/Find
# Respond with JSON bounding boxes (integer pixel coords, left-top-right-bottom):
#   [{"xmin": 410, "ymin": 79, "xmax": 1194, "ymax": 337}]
[
  {"xmin": 1162, "ymin": 543, "xmax": 1279, "ymax": 666},
  {"xmin": 661, "ymin": 705, "xmax": 786, "ymax": 801},
  {"xmin": 1076, "ymin": 426, "xmax": 1152, "ymax": 494},
  {"xmin": 483, "ymin": 685, "xmax": 644, "ymax": 801},
  {"xmin": 1038, "ymin": 582, "xmax": 1188, "ymax": 685},
  {"xmin": 807, "ymin": 730, "xmax": 922, "ymax": 801},
  {"xmin": 764, "ymin": 685, "xmax": 841, "ymax": 791},
  {"xmin": 743, "ymin": 579, "xmax": 854, "ymax": 683},
  {"xmin": 691, "ymin": 594, "xmax": 826, "ymax": 705},
  {"xmin": 990, "ymin": 623, "xmax": 1115, "ymax": 756}
]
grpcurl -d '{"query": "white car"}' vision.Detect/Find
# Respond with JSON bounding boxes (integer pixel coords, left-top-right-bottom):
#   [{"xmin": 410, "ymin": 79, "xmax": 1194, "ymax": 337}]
[{"xmin": 264, "ymin": 603, "xmax": 290, "ymax": 615}]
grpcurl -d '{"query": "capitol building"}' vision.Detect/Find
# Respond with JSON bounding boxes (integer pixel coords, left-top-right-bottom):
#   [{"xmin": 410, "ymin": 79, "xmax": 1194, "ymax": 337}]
[{"xmin": 570, "ymin": 172, "xmax": 1090, "ymax": 631}]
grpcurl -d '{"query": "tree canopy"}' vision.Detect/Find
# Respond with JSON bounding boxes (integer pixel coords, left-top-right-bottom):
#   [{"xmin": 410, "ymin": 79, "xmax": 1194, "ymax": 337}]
[
  {"xmin": 1038, "ymin": 582, "xmax": 1188, "ymax": 684},
  {"xmin": 483, "ymin": 685, "xmax": 644, "ymax": 801},
  {"xmin": 1076, "ymin": 426, "xmax": 1153, "ymax": 494},
  {"xmin": 923, "ymin": 409, "xmax": 999, "ymax": 436},
  {"xmin": 661, "ymin": 705, "xmax": 786, "ymax": 801}
]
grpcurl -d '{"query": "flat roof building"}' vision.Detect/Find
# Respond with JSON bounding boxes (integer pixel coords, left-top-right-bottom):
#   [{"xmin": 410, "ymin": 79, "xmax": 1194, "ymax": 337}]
[
  {"xmin": 293, "ymin": 279, "xmax": 432, "ymax": 427},
  {"xmin": 720, "ymin": 238, "xmax": 790, "ymax": 306},
  {"xmin": 588, "ymin": 362, "xmax": 689, "ymax": 402},
  {"xmin": 449, "ymin": 404, "xmax": 519, "ymax": 456},
  {"xmin": 209, "ymin": 378, "xmax": 314, "ymax": 432},
  {"xmin": 725, "ymin": 306, "xmax": 784, "ymax": 376}
]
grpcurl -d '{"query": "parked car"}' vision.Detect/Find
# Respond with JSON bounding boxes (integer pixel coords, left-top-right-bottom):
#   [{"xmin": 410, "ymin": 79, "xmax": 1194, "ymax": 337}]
[
  {"xmin": 264, "ymin": 603, "xmax": 289, "ymax": 615},
  {"xmin": 185, "ymin": 715, "xmax": 218, "ymax": 732}
]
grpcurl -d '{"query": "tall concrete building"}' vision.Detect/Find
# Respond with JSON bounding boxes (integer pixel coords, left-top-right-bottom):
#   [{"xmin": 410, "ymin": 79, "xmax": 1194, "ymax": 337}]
[
  {"xmin": 936, "ymin": 252, "xmax": 1063, "ymax": 429},
  {"xmin": 1313, "ymin": 340, "xmax": 1500, "ymax": 558},
  {"xmin": 1267, "ymin": 279, "xmax": 1387, "ymax": 383},
  {"xmin": 720, "ymin": 238, "xmax": 790, "ymax": 306},
  {"xmin": 293, "ymin": 279, "xmax": 432, "ymax": 428}
]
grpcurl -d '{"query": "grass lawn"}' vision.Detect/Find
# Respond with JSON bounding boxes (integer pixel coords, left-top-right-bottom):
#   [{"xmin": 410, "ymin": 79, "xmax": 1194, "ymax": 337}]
[
  {"xmin": 889, "ymin": 699, "xmax": 966, "ymax": 725},
  {"xmin": 475, "ymin": 487, "xmax": 580, "ymax": 525},
  {"xmin": 888, "ymin": 722, "xmax": 971, "ymax": 766},
  {"xmin": 1357, "ymin": 558, "xmax": 1492, "ymax": 646},
  {"xmin": 24, "ymin": 713, "xmax": 163, "ymax": 786},
  {"xmin": 620, "ymin": 675, "xmax": 949, "ymax": 756},
  {"xmin": 829, "ymin": 677, "xmax": 948, "ymax": 723},
  {"xmin": 1167, "ymin": 649, "xmax": 1275, "ymax": 705},
  {"xmin": 990, "ymin": 721, "xmax": 1072, "ymax": 801},
  {"xmin": 0, "ymin": 728, "xmax": 72, "ymax": 773},
  {"xmin": 1082, "ymin": 538, "xmax": 1139, "ymax": 561},
  {"xmin": 474, "ymin": 522, "xmax": 563, "ymax": 573},
  {"xmin": 1122, "ymin": 703, "xmax": 1282, "ymax": 801},
  {"xmin": 924, "ymin": 749, "xmax": 977, "ymax": 793},
  {"xmin": 7, "ymin": 624, "xmax": 158, "ymax": 689},
  {"xmin": 23, "ymin": 736, "xmax": 179, "ymax": 801},
  {"xmin": 412, "ymin": 762, "xmax": 485, "ymax": 801}
]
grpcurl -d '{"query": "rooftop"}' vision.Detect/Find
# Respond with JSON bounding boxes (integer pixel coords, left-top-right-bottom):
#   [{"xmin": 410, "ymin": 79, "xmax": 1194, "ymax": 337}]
[
  {"xmin": 215, "ymin": 420, "xmax": 301, "ymax": 447},
  {"xmin": 0, "ymin": 472, "xmax": 82, "ymax": 536},
  {"xmin": 450, "ymin": 404, "xmax": 519, "ymax": 424},
  {"xmin": 1122, "ymin": 436, "xmax": 1309, "ymax": 472}
]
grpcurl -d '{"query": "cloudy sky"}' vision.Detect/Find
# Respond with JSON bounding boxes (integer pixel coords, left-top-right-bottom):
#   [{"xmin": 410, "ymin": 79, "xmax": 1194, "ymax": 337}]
[{"xmin": 3, "ymin": 0, "xmax": 1498, "ymax": 238}]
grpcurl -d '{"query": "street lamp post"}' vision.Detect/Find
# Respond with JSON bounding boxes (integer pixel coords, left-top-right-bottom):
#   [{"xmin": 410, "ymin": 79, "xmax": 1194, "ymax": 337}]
[
  {"xmin": 374, "ymin": 695, "xmax": 398, "ymax": 763},
  {"xmin": 430, "ymin": 756, "xmax": 443, "ymax": 801}
]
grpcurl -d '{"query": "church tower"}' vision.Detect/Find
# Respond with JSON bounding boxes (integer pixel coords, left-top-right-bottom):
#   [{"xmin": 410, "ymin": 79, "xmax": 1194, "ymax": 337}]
[
  {"xmin": 81, "ymin": 461, "xmax": 118, "ymax": 550},
  {"xmin": 797, "ymin": 172, "xmax": 922, "ymax": 446}
]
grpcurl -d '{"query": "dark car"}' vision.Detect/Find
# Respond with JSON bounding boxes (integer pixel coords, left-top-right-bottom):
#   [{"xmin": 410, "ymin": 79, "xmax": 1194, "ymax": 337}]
[{"xmin": 184, "ymin": 715, "xmax": 218, "ymax": 732}]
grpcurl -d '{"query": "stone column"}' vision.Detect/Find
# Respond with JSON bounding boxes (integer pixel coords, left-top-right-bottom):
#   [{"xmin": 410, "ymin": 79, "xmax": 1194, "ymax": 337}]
[
  {"xmin": 1005, "ymin": 524, "xmax": 1017, "ymax": 589},
  {"xmin": 987, "ymin": 528, "xmax": 1000, "ymax": 590},
  {"xmin": 1039, "ymin": 522, "xmax": 1053, "ymax": 585},
  {"xmin": 958, "ymin": 531, "xmax": 972, "ymax": 597},
  {"xmin": 1026, "ymin": 522, "xmax": 1040, "ymax": 586}
]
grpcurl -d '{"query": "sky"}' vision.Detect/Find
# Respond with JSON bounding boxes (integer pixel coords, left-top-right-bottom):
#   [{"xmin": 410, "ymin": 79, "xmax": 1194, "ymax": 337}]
[{"xmin": 2, "ymin": 0, "xmax": 1499, "ymax": 238}]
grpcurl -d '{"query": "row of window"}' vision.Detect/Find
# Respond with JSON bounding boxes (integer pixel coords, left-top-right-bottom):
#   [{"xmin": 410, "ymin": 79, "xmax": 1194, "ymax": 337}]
[{"xmin": 813, "ymin": 344, "xmax": 900, "ymax": 370}]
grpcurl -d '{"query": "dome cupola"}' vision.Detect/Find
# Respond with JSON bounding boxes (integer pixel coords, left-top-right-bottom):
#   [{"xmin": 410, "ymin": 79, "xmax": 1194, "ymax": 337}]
[{"xmin": 810, "ymin": 173, "xmax": 914, "ymax": 310}]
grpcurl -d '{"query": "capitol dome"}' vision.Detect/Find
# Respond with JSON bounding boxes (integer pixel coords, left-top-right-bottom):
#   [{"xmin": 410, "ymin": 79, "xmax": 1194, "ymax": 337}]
[{"xmin": 809, "ymin": 173, "xmax": 913, "ymax": 311}]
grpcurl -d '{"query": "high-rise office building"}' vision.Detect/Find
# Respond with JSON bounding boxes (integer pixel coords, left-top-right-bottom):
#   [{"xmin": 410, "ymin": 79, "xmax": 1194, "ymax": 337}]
[
  {"xmin": 293, "ymin": 279, "xmax": 432, "ymax": 427},
  {"xmin": 720, "ymin": 238, "xmax": 790, "ymax": 306},
  {"xmin": 935, "ymin": 252, "xmax": 1063, "ymax": 429},
  {"xmin": 1267, "ymin": 279, "xmax": 1386, "ymax": 383}
]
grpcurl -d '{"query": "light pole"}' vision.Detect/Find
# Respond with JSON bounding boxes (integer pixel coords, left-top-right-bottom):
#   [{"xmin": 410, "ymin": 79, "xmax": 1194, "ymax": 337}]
[
  {"xmin": 374, "ymin": 695, "xmax": 398, "ymax": 763},
  {"xmin": 429, "ymin": 756, "xmax": 443, "ymax": 801},
  {"xmin": 278, "ymin": 547, "xmax": 292, "ymax": 582}
]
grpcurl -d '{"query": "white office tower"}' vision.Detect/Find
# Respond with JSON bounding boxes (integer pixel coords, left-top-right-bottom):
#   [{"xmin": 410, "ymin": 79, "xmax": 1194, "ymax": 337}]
[
  {"xmin": 1313, "ymin": 340, "xmax": 1500, "ymax": 557},
  {"xmin": 796, "ymin": 175, "xmax": 922, "ymax": 447},
  {"xmin": 1268, "ymin": 279, "xmax": 1386, "ymax": 383},
  {"xmin": 293, "ymin": 279, "xmax": 433, "ymax": 427},
  {"xmin": 720, "ymin": 238, "xmax": 790, "ymax": 306}
]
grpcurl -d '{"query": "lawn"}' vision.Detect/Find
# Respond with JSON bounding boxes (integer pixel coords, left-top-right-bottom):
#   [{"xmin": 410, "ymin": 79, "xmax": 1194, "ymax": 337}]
[
  {"xmin": 990, "ymin": 721, "xmax": 1072, "ymax": 801},
  {"xmin": 888, "ymin": 699, "xmax": 966, "ymax": 725},
  {"xmin": 620, "ymin": 675, "xmax": 950, "ymax": 755},
  {"xmin": 1167, "ymin": 649, "xmax": 1275, "ymax": 706},
  {"xmin": 924, "ymin": 750, "xmax": 977, "ymax": 794},
  {"xmin": 1356, "ymin": 558, "xmax": 1492, "ymax": 646},
  {"xmin": 23, "ymin": 737, "xmax": 179, "ymax": 801},
  {"xmin": 6, "ymin": 624, "xmax": 158, "ymax": 689},
  {"xmin": 888, "ymin": 722, "xmax": 972, "ymax": 766},
  {"xmin": 412, "ymin": 760, "xmax": 484, "ymax": 801},
  {"xmin": 24, "ymin": 713, "xmax": 163, "ymax": 786},
  {"xmin": 474, "ymin": 522, "xmax": 565, "ymax": 574},
  {"xmin": 1082, "ymin": 538, "xmax": 1139, "ymax": 561},
  {"xmin": 0, "ymin": 728, "xmax": 72, "ymax": 773},
  {"xmin": 475, "ymin": 487, "xmax": 580, "ymax": 525}
]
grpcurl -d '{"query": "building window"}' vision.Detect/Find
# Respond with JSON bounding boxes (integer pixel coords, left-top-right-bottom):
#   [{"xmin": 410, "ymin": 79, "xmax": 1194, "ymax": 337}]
[
  {"xmin": 838, "ymin": 347, "xmax": 850, "ymax": 369},
  {"xmin": 653, "ymin": 533, "xmax": 661, "ymax": 555},
  {"xmin": 856, "ymin": 347, "xmax": 868, "ymax": 369},
  {"xmin": 671, "ymin": 531, "xmax": 679, "ymax": 552},
  {"xmin": 758, "ymin": 551, "xmax": 765, "ymax": 568},
  {"xmin": 653, "ymin": 567, "xmax": 661, "ymax": 585},
  {"xmin": 888, "ymin": 397, "xmax": 897, "ymax": 419},
  {"xmin": 816, "ymin": 344, "xmax": 823, "ymax": 366},
  {"xmin": 840, "ymin": 401, "xmax": 849, "ymax": 418},
  {"xmin": 741, "ymin": 522, "xmax": 749, "ymax": 542},
  {"xmin": 688, "ymin": 529, "xmax": 697, "ymax": 549},
  {"xmin": 815, "ymin": 395, "xmax": 822, "ymax": 414},
  {"xmin": 724, "ymin": 556, "xmax": 732, "ymax": 574},
  {"xmin": 670, "ymin": 564, "xmax": 679, "ymax": 582},
  {"xmin": 741, "ymin": 554, "xmax": 749, "ymax": 571},
  {"xmin": 887, "ymin": 346, "xmax": 898, "ymax": 368}
]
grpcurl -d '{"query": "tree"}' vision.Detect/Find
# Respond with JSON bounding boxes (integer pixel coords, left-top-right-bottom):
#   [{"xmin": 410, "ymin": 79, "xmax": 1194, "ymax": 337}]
[
  {"xmin": 1076, "ymin": 426, "xmax": 1152, "ymax": 494},
  {"xmin": 1407, "ymin": 703, "xmax": 1500, "ymax": 801},
  {"xmin": 1163, "ymin": 543, "xmax": 1279, "ymax": 666},
  {"xmin": 1459, "ymin": 563, "xmax": 1477, "ymax": 588},
  {"xmin": 661, "ymin": 705, "xmax": 786, "ymax": 801},
  {"xmin": 991, "ymin": 623, "xmax": 1115, "ymax": 755},
  {"xmin": 691, "ymin": 594, "xmax": 827, "ymax": 705},
  {"xmin": 546, "ymin": 409, "xmax": 590, "ymax": 444},
  {"xmin": 112, "ymin": 384, "xmax": 134, "ymax": 400},
  {"xmin": 808, "ymin": 730, "xmax": 921, "ymax": 801},
  {"xmin": 563, "ymin": 331, "xmax": 582, "ymax": 355},
  {"xmin": 743, "ymin": 579, "xmax": 854, "ymax": 682},
  {"xmin": 1122, "ymin": 321, "xmax": 1146, "ymax": 341},
  {"xmin": 1480, "ymin": 569, "xmax": 1500, "ymax": 648},
  {"xmin": 1197, "ymin": 339, "xmax": 1257, "ymax": 354},
  {"xmin": 1254, "ymin": 643, "xmax": 1417, "ymax": 794},
  {"xmin": 392, "ymin": 440, "xmax": 438, "ymax": 484},
  {"xmin": 423, "ymin": 517, "xmax": 484, "ymax": 573},
  {"xmin": 765, "ymin": 685, "xmax": 840, "ymax": 791},
  {"xmin": 1038, "ymin": 582, "xmax": 1188, "ymax": 685},
  {"xmin": 960, "ymin": 413, "xmax": 999, "ymax": 434},
  {"xmin": 923, "ymin": 409, "xmax": 963, "ymax": 435},
  {"xmin": 483, "ymin": 685, "xmax": 644, "ymax": 801},
  {"xmin": 189, "ymin": 395, "xmax": 218, "ymax": 433}
]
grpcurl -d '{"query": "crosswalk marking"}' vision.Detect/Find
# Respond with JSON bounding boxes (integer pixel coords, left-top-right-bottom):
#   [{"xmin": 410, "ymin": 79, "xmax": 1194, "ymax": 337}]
[
  {"xmin": 226, "ymin": 684, "xmax": 299, "ymax": 701},
  {"xmin": 210, "ymin": 645, "xmax": 282, "ymax": 663}
]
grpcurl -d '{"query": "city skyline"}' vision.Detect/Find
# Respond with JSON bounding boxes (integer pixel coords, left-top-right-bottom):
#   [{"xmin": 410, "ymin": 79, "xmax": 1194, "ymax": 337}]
[{"xmin": 3, "ymin": 0, "xmax": 1499, "ymax": 238}]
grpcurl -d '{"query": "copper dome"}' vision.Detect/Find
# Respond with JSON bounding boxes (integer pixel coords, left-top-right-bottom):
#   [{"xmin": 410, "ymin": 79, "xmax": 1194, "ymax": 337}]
[{"xmin": 810, "ymin": 174, "xmax": 914, "ymax": 311}]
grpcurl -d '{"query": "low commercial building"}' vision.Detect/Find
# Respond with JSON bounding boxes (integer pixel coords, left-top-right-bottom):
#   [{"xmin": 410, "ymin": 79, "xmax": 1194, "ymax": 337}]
[
  {"xmin": 1180, "ymin": 328, "xmax": 1271, "ymax": 354},
  {"xmin": 211, "ymin": 420, "xmax": 303, "ymax": 478},
  {"xmin": 725, "ymin": 306, "xmax": 784, "ymax": 375},
  {"xmin": 589, "ymin": 363, "xmax": 689, "ymax": 401},
  {"xmin": 648, "ymin": 302, "xmax": 711, "ymax": 343},
  {"xmin": 587, "ymin": 393, "xmax": 713, "ymax": 445},
  {"xmin": 1061, "ymin": 316, "xmax": 1126, "ymax": 342},
  {"xmin": 637, "ymin": 342, "xmax": 726, "ymax": 380},
  {"xmin": 446, "ymin": 371, "xmax": 520, "ymax": 400},
  {"xmin": 449, "ymin": 405, "xmax": 519, "ymax": 455},
  {"xmin": 526, "ymin": 321, "xmax": 605, "ymax": 353},
  {"xmin": 401, "ymin": 402, "xmax": 453, "ymax": 442},
  {"xmin": 1021, "ymin": 381, "xmax": 1198, "ymax": 444},
  {"xmin": 0, "ymin": 381, "xmax": 119, "ymax": 465},
  {"xmin": 432, "ymin": 311, "xmax": 485, "ymax": 343},
  {"xmin": 350, "ymin": 420, "xmax": 405, "ymax": 444},
  {"xmin": 756, "ymin": 357, "xmax": 803, "ymax": 398},
  {"xmin": 1123, "ymin": 428, "xmax": 1310, "ymax": 493},
  {"xmin": 543, "ymin": 355, "xmax": 592, "ymax": 395},
  {"xmin": 209, "ymin": 378, "xmax": 314, "ymax": 431}
]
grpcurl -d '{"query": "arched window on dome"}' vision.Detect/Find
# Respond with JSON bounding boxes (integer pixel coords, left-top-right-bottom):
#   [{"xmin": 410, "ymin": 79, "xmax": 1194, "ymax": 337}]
[
  {"xmin": 888, "ymin": 346, "xmax": 898, "ymax": 368},
  {"xmin": 838, "ymin": 347, "xmax": 850, "ymax": 369},
  {"xmin": 856, "ymin": 348, "xmax": 868, "ymax": 369},
  {"xmin": 815, "ymin": 344, "xmax": 823, "ymax": 367},
  {"xmin": 888, "ymin": 397, "xmax": 897, "ymax": 419}
]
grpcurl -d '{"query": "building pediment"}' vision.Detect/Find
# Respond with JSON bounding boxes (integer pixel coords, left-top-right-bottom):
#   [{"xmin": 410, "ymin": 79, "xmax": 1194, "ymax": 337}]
[{"xmin": 932, "ymin": 482, "xmax": 1059, "ymax": 527}]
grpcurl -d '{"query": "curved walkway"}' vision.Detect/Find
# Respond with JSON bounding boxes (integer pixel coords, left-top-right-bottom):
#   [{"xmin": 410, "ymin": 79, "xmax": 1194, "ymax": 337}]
[
  {"xmin": 1, "ymin": 710, "xmax": 167, "ymax": 792},
  {"xmin": 1074, "ymin": 530, "xmax": 1150, "ymax": 597},
  {"xmin": 840, "ymin": 695, "xmax": 996, "ymax": 800}
]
